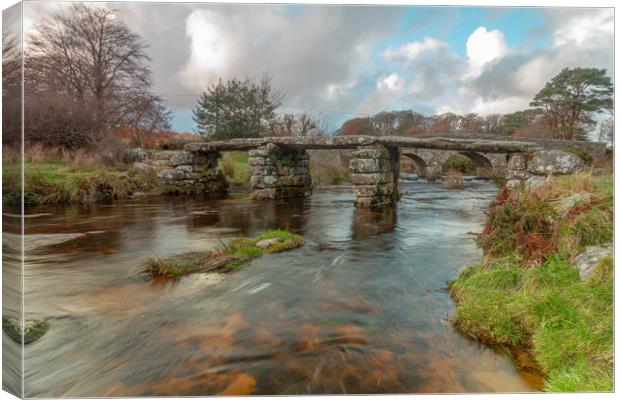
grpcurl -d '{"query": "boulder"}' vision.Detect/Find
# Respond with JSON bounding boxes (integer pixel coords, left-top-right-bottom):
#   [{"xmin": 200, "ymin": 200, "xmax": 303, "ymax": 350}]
[
  {"xmin": 125, "ymin": 148, "xmax": 150, "ymax": 162},
  {"xmin": 133, "ymin": 162, "xmax": 152, "ymax": 172},
  {"xmin": 157, "ymin": 168, "xmax": 188, "ymax": 181},
  {"xmin": 350, "ymin": 158, "xmax": 392, "ymax": 174},
  {"xmin": 527, "ymin": 150, "xmax": 584, "ymax": 175},
  {"xmin": 574, "ymin": 244, "xmax": 612, "ymax": 280},
  {"xmin": 507, "ymin": 153, "xmax": 528, "ymax": 171},
  {"xmin": 506, "ymin": 179, "xmax": 522, "ymax": 189},
  {"xmin": 525, "ymin": 176, "xmax": 547, "ymax": 190},
  {"xmin": 556, "ymin": 192, "xmax": 594, "ymax": 216},
  {"xmin": 169, "ymin": 152, "xmax": 194, "ymax": 167},
  {"xmin": 255, "ymin": 238, "xmax": 280, "ymax": 249},
  {"xmin": 505, "ymin": 169, "xmax": 531, "ymax": 181}
]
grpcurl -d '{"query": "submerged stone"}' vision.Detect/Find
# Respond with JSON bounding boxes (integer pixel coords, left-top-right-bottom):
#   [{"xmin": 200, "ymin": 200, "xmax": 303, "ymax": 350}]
[{"xmin": 2, "ymin": 316, "xmax": 49, "ymax": 344}]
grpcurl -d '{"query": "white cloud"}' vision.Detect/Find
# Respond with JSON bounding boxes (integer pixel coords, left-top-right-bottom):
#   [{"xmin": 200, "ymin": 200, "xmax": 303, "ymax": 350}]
[
  {"xmin": 376, "ymin": 73, "xmax": 404, "ymax": 92},
  {"xmin": 324, "ymin": 79, "xmax": 358, "ymax": 100},
  {"xmin": 553, "ymin": 9, "xmax": 613, "ymax": 48},
  {"xmin": 513, "ymin": 55, "xmax": 554, "ymax": 95},
  {"xmin": 465, "ymin": 26, "xmax": 507, "ymax": 78},
  {"xmin": 381, "ymin": 37, "xmax": 449, "ymax": 64},
  {"xmin": 178, "ymin": 10, "xmax": 231, "ymax": 86}
]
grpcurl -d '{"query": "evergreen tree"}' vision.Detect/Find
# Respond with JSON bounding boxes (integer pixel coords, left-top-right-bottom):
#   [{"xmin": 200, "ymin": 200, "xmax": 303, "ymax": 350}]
[
  {"xmin": 530, "ymin": 67, "xmax": 613, "ymax": 141},
  {"xmin": 193, "ymin": 75, "xmax": 283, "ymax": 140}
]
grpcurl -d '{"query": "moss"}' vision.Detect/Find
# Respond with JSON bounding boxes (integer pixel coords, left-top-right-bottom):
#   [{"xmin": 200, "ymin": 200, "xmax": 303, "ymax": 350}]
[
  {"xmin": 451, "ymin": 254, "xmax": 613, "ymax": 391},
  {"xmin": 255, "ymin": 229, "xmax": 304, "ymax": 253},
  {"xmin": 2, "ymin": 316, "xmax": 49, "ymax": 344},
  {"xmin": 561, "ymin": 147, "xmax": 593, "ymax": 166}
]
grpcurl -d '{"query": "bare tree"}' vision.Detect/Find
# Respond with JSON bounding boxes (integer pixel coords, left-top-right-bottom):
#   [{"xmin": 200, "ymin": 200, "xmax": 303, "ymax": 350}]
[
  {"xmin": 26, "ymin": 3, "xmax": 154, "ymax": 137},
  {"xmin": 2, "ymin": 35, "xmax": 21, "ymax": 145},
  {"xmin": 124, "ymin": 93, "xmax": 173, "ymax": 147},
  {"xmin": 597, "ymin": 117, "xmax": 614, "ymax": 144},
  {"xmin": 481, "ymin": 114, "xmax": 503, "ymax": 135},
  {"xmin": 274, "ymin": 112, "xmax": 325, "ymax": 137}
]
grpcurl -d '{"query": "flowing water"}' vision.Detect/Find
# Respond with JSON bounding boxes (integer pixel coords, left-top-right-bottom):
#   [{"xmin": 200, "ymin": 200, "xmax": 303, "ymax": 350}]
[{"xmin": 3, "ymin": 177, "xmax": 543, "ymax": 396}]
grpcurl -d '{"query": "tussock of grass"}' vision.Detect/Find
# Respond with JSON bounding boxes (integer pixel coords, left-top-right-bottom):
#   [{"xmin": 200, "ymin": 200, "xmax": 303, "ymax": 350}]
[
  {"xmin": 443, "ymin": 168, "xmax": 464, "ymax": 189},
  {"xmin": 450, "ymin": 255, "xmax": 613, "ymax": 391},
  {"xmin": 142, "ymin": 230, "xmax": 303, "ymax": 279},
  {"xmin": 255, "ymin": 229, "xmax": 304, "ymax": 253}
]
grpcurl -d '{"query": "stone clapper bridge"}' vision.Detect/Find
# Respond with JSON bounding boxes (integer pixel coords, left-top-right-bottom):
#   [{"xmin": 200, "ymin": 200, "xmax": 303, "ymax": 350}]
[{"xmin": 158, "ymin": 135, "xmax": 607, "ymax": 208}]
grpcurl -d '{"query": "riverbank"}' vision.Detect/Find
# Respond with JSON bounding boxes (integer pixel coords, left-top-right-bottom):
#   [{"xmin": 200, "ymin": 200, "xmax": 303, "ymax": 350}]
[{"xmin": 449, "ymin": 172, "xmax": 613, "ymax": 391}]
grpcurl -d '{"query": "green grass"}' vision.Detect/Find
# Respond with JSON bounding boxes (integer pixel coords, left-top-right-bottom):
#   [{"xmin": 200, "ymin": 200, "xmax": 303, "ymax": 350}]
[
  {"xmin": 143, "ymin": 255, "xmax": 204, "ymax": 279},
  {"xmin": 219, "ymin": 151, "xmax": 250, "ymax": 185},
  {"xmin": 142, "ymin": 230, "xmax": 304, "ymax": 278},
  {"xmin": 2, "ymin": 160, "xmax": 138, "ymax": 206},
  {"xmin": 2, "ymin": 156, "xmax": 172, "ymax": 206},
  {"xmin": 451, "ymin": 172, "xmax": 613, "ymax": 392},
  {"xmin": 450, "ymin": 255, "xmax": 613, "ymax": 391},
  {"xmin": 255, "ymin": 229, "xmax": 305, "ymax": 253}
]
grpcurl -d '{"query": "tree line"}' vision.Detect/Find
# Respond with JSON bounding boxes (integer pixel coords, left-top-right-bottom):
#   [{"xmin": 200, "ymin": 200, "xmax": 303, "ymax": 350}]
[
  {"xmin": 331, "ymin": 67, "xmax": 613, "ymax": 142},
  {"xmin": 193, "ymin": 67, "xmax": 613, "ymax": 143}
]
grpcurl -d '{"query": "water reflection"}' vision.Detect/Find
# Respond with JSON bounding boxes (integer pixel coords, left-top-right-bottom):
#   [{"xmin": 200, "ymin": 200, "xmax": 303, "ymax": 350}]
[
  {"xmin": 350, "ymin": 207, "xmax": 397, "ymax": 240},
  {"xmin": 4, "ymin": 180, "xmax": 543, "ymax": 396}
]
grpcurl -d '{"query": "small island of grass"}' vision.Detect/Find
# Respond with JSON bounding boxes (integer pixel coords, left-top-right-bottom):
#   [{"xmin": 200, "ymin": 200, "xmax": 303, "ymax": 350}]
[{"xmin": 141, "ymin": 229, "xmax": 304, "ymax": 279}]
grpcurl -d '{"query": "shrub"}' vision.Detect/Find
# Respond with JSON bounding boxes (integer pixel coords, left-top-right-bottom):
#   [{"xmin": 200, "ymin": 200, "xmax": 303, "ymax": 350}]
[
  {"xmin": 477, "ymin": 173, "xmax": 611, "ymax": 263},
  {"xmin": 442, "ymin": 154, "xmax": 476, "ymax": 174}
]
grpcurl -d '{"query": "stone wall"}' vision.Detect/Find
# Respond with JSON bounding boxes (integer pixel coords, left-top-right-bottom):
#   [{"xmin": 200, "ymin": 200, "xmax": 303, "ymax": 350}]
[
  {"xmin": 349, "ymin": 145, "xmax": 400, "ymax": 208},
  {"xmin": 248, "ymin": 143, "xmax": 312, "ymax": 200},
  {"xmin": 157, "ymin": 151, "xmax": 228, "ymax": 194},
  {"xmin": 506, "ymin": 149, "xmax": 585, "ymax": 189}
]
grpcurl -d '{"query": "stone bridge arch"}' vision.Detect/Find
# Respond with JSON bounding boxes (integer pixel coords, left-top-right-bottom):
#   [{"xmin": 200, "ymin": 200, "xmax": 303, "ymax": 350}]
[
  {"xmin": 400, "ymin": 148, "xmax": 507, "ymax": 179},
  {"xmin": 401, "ymin": 153, "xmax": 428, "ymax": 177}
]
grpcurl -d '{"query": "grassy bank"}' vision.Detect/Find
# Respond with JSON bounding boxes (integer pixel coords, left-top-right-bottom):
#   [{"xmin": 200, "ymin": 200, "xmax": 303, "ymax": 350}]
[
  {"xmin": 450, "ymin": 172, "xmax": 613, "ymax": 391},
  {"xmin": 2, "ymin": 159, "xmax": 161, "ymax": 206},
  {"xmin": 142, "ymin": 230, "xmax": 303, "ymax": 279}
]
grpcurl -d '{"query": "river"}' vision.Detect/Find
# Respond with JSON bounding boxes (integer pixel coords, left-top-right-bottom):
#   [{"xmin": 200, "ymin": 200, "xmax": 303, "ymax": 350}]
[{"xmin": 2, "ymin": 176, "xmax": 543, "ymax": 396}]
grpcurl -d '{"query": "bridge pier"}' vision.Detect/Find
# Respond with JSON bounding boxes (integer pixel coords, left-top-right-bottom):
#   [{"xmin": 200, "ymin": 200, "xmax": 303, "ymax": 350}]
[
  {"xmin": 350, "ymin": 145, "xmax": 400, "ymax": 208},
  {"xmin": 158, "ymin": 150, "xmax": 228, "ymax": 194},
  {"xmin": 249, "ymin": 143, "xmax": 312, "ymax": 200}
]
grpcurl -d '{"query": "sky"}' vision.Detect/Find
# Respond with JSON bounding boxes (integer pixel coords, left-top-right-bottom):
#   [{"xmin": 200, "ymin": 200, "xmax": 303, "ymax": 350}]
[{"xmin": 19, "ymin": 2, "xmax": 615, "ymax": 133}]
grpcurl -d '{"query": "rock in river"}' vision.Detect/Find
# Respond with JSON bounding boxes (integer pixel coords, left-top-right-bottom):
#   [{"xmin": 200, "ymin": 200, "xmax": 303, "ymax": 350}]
[{"xmin": 2, "ymin": 316, "xmax": 49, "ymax": 344}]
